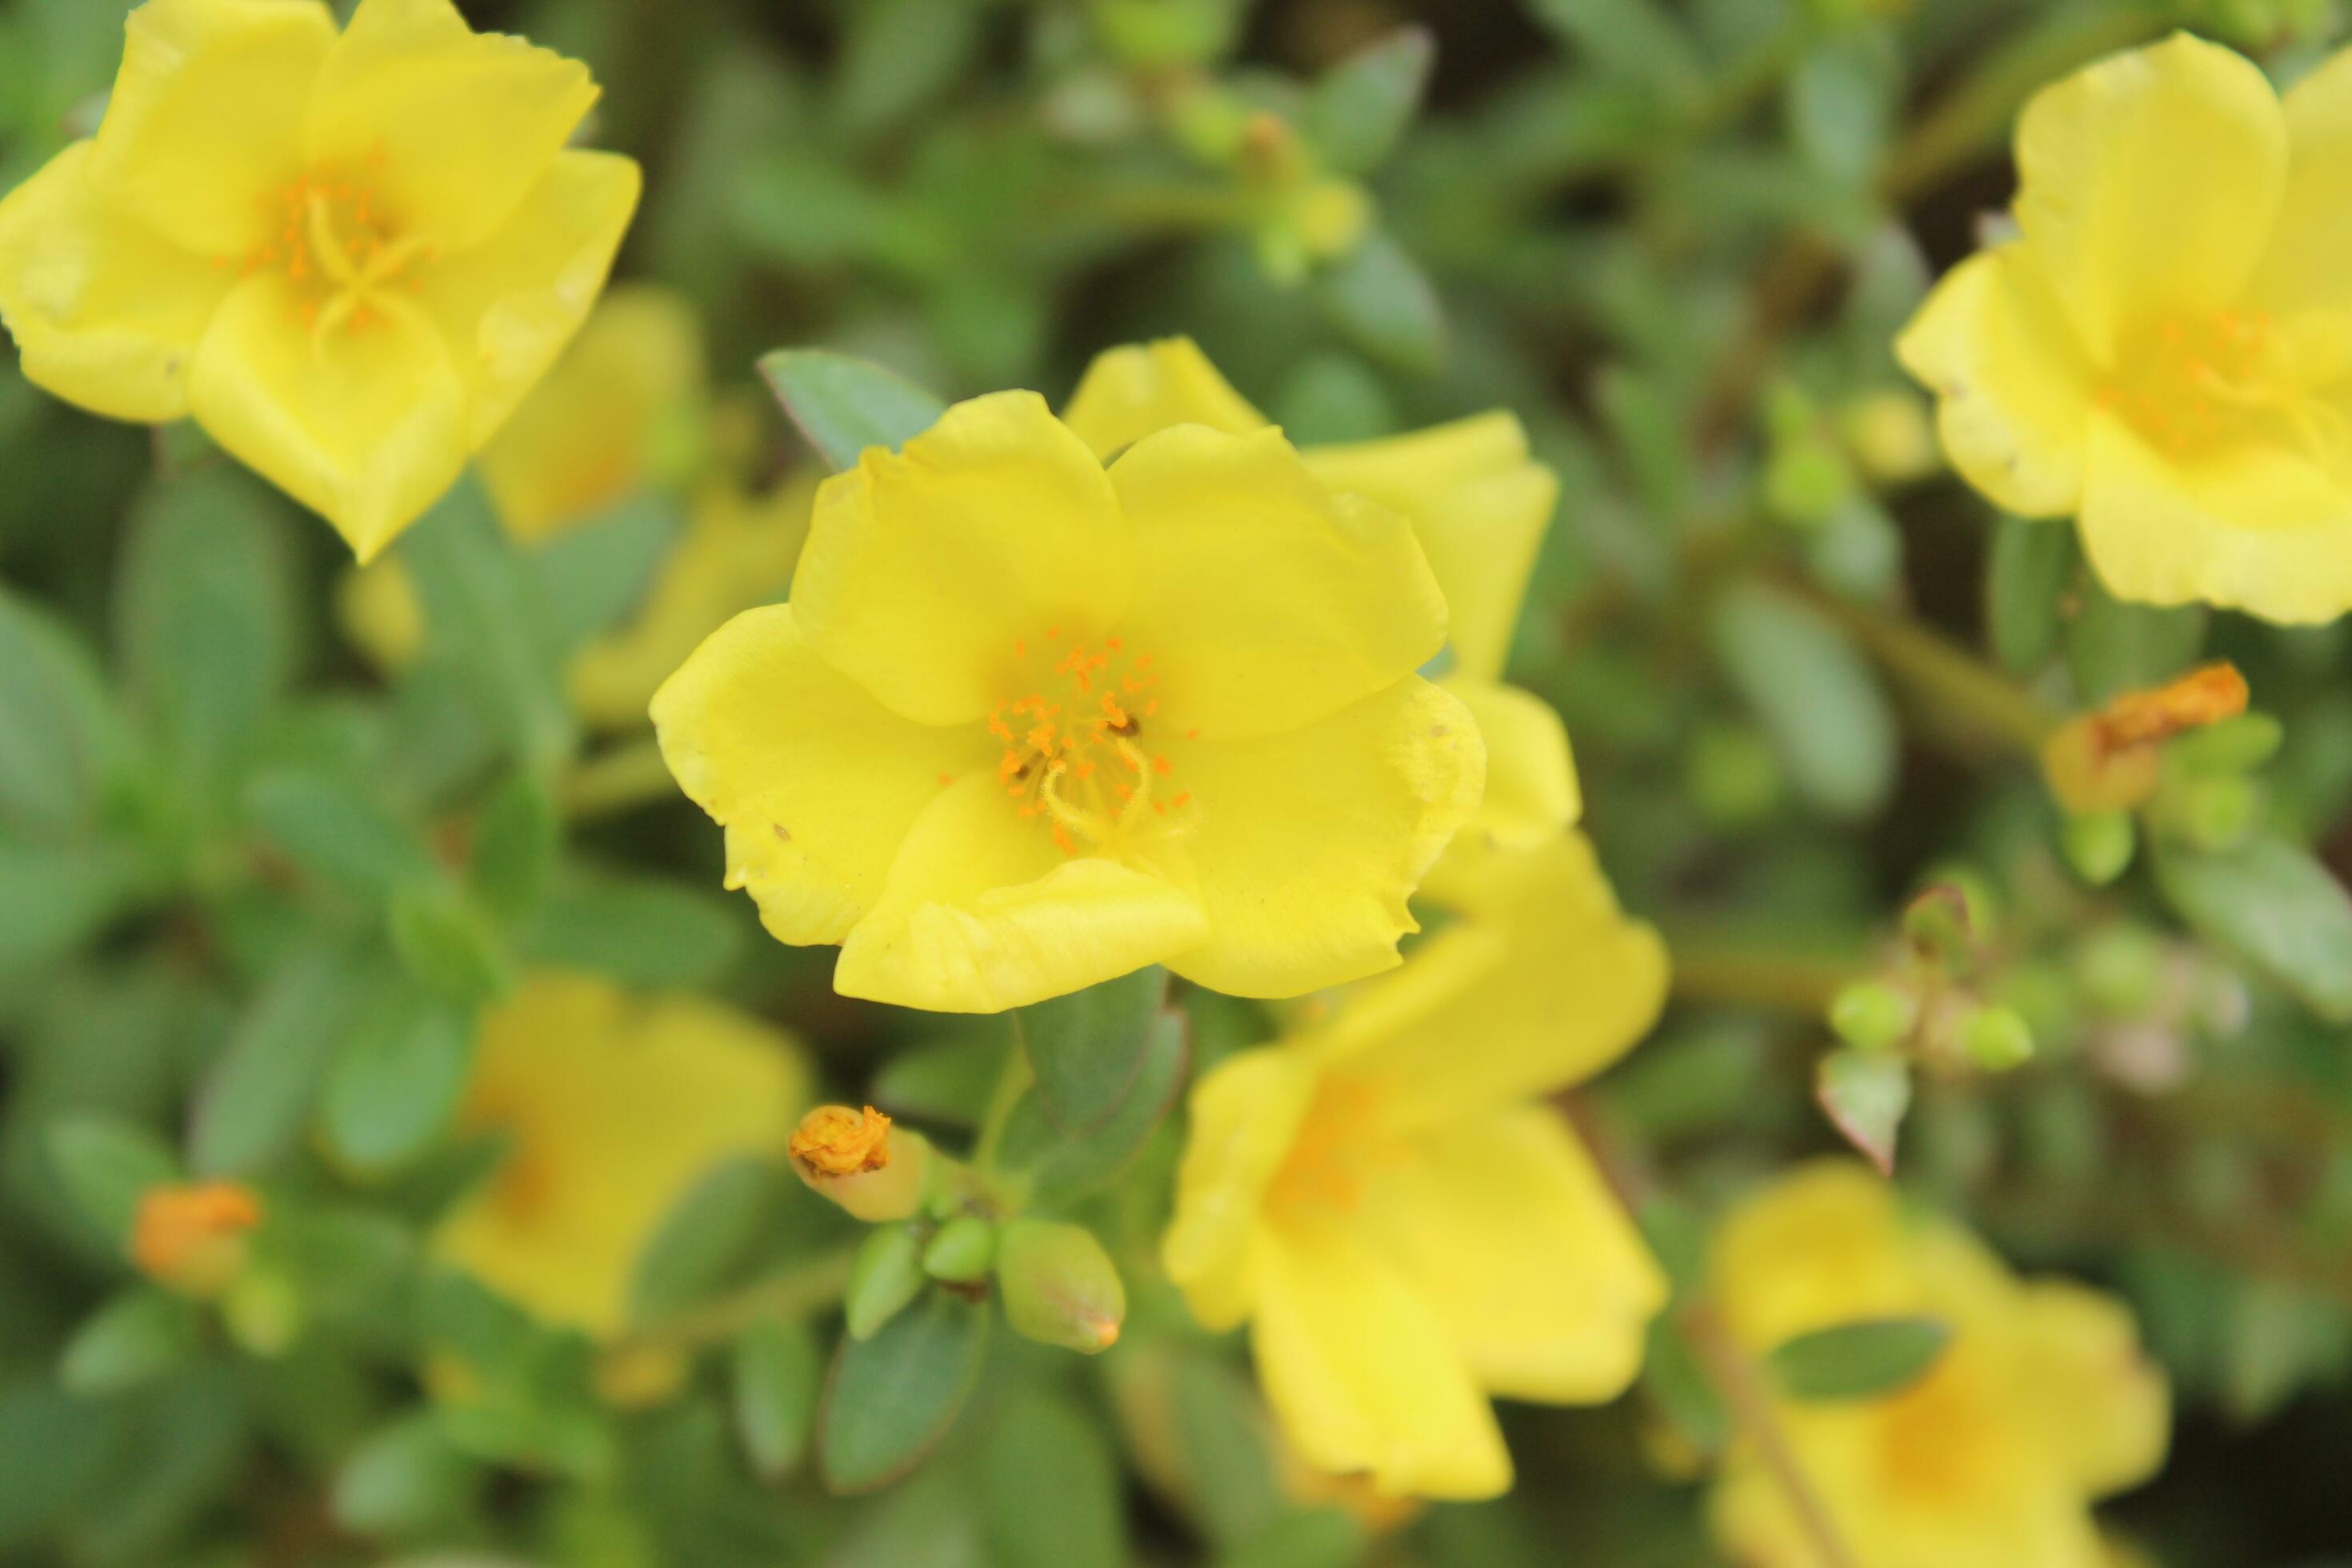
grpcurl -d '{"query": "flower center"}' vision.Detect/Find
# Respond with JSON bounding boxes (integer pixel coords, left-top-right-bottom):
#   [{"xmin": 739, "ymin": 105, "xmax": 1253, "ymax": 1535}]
[
  {"xmin": 989, "ymin": 630, "xmax": 1197, "ymax": 857},
  {"xmin": 2099, "ymin": 309, "xmax": 2350, "ymax": 473},
  {"xmin": 1874, "ymin": 1359, "xmax": 2003, "ymax": 1509},
  {"xmin": 229, "ymin": 159, "xmax": 435, "ymax": 346},
  {"xmin": 1266, "ymin": 1075, "xmax": 1403, "ymax": 1216}
]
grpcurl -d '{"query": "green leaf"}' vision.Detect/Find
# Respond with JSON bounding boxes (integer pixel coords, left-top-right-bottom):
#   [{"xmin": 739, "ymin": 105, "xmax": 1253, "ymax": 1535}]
[
  {"xmin": 630, "ymin": 1157, "xmax": 781, "ymax": 1322},
  {"xmin": 2066, "ymin": 578, "xmax": 2206, "ymax": 705},
  {"xmin": 994, "ymin": 1011, "xmax": 1188, "ymax": 1202},
  {"xmin": 1528, "ymin": 0, "xmax": 1703, "ymax": 104},
  {"xmin": 1315, "ymin": 231, "xmax": 1445, "ymax": 374},
  {"xmin": 47, "ymin": 1114, "xmax": 180, "ymax": 1242},
  {"xmin": 388, "ymin": 878, "xmax": 512, "ymax": 1005},
  {"xmin": 980, "ymin": 1386, "xmax": 1126, "ymax": 1568},
  {"xmin": 190, "ymin": 942, "xmax": 366, "ymax": 1178},
  {"xmin": 734, "ymin": 1317, "xmax": 822, "ymax": 1482},
  {"xmin": 242, "ymin": 769, "xmax": 440, "ymax": 904},
  {"xmin": 0, "ymin": 836, "xmax": 149, "ymax": 976},
  {"xmin": 320, "ymin": 986, "xmax": 474, "ymax": 1177},
  {"xmin": 530, "ymin": 491, "xmax": 680, "ymax": 657},
  {"xmin": 834, "ymin": 0, "xmax": 985, "ymax": 142},
  {"xmin": 517, "ymin": 867, "xmax": 746, "ymax": 988},
  {"xmin": 1011, "ymin": 967, "xmax": 1168, "ymax": 1133},
  {"xmin": 470, "ymin": 773, "xmax": 558, "ymax": 921},
  {"xmin": 758, "ymin": 350, "xmax": 947, "ymax": 473},
  {"xmin": 1787, "ymin": 28, "xmax": 1898, "ymax": 188},
  {"xmin": 114, "ymin": 466, "xmax": 298, "ymax": 802},
  {"xmin": 871, "ymin": 1027, "xmax": 1012, "ymax": 1128},
  {"xmin": 2153, "ymin": 834, "xmax": 2352, "ymax": 1022},
  {"xmin": 1767, "ymin": 1316, "xmax": 1951, "ymax": 1402},
  {"xmin": 331, "ymin": 1412, "xmax": 478, "ymax": 1534},
  {"xmin": 1712, "ymin": 584, "xmax": 1897, "ymax": 821},
  {"xmin": 0, "ymin": 1381, "xmax": 125, "ymax": 1548},
  {"xmin": 818, "ymin": 1291, "xmax": 988, "ymax": 1494},
  {"xmin": 1815, "ymin": 1046, "xmax": 1910, "ymax": 1175},
  {"xmin": 396, "ymin": 473, "xmax": 574, "ymax": 772},
  {"xmin": 1985, "ymin": 517, "xmax": 2078, "ymax": 674},
  {"xmin": 1219, "ymin": 1509, "xmax": 1369, "ymax": 1568},
  {"xmin": 0, "ymin": 586, "xmax": 127, "ymax": 835},
  {"xmin": 58, "ymin": 1289, "xmax": 202, "ymax": 1397},
  {"xmin": 1300, "ymin": 27, "xmax": 1432, "ymax": 177}
]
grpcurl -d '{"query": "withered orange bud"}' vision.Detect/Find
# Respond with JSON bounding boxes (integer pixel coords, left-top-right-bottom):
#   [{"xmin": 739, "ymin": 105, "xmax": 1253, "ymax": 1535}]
[
  {"xmin": 788, "ymin": 1106, "xmax": 926, "ymax": 1222},
  {"xmin": 130, "ymin": 1180, "xmax": 262, "ymax": 1297},
  {"xmin": 2091, "ymin": 662, "xmax": 2249, "ymax": 754},
  {"xmin": 2043, "ymin": 662, "xmax": 2250, "ymax": 816},
  {"xmin": 789, "ymin": 1104, "xmax": 892, "ymax": 1179}
]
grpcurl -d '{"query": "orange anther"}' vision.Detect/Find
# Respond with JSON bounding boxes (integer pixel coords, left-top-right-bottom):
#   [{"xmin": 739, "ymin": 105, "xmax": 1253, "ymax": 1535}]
[
  {"xmin": 1052, "ymin": 826, "xmax": 1078, "ymax": 855},
  {"xmin": 1114, "ymin": 782, "xmax": 1133, "ymax": 802},
  {"xmin": 1013, "ymin": 638, "xmax": 1026, "ymax": 656},
  {"xmin": 937, "ymin": 773, "xmax": 954, "ymax": 786},
  {"xmin": 1106, "ymin": 637, "xmax": 1122, "ymax": 652},
  {"xmin": 1186, "ymin": 727, "xmax": 1201, "ymax": 740},
  {"xmin": 1172, "ymin": 790, "xmax": 1193, "ymax": 809},
  {"xmin": 1152, "ymin": 755, "xmax": 1172, "ymax": 775},
  {"xmin": 1075, "ymin": 759, "xmax": 1096, "ymax": 779},
  {"xmin": 1047, "ymin": 626, "xmax": 1062, "ymax": 640},
  {"xmin": 1144, "ymin": 698, "xmax": 1159, "ymax": 716}
]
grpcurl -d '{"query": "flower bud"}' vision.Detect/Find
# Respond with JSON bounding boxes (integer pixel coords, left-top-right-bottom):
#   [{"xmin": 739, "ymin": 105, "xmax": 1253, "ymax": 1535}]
[
  {"xmin": 845, "ymin": 1224, "xmax": 926, "ymax": 1342},
  {"xmin": 922, "ymin": 1216, "xmax": 996, "ymax": 1284},
  {"xmin": 1961, "ymin": 1005, "xmax": 2036, "ymax": 1073},
  {"xmin": 1828, "ymin": 981, "xmax": 1917, "ymax": 1054},
  {"xmin": 2062, "ymin": 810, "xmax": 2136, "ymax": 886},
  {"xmin": 130, "ymin": 1180, "xmax": 262, "ymax": 1298},
  {"xmin": 222, "ymin": 1265, "xmax": 304, "ymax": 1357},
  {"xmin": 789, "ymin": 1106, "xmax": 926, "ymax": 1222},
  {"xmin": 996, "ymin": 1221, "xmax": 1125, "ymax": 1354},
  {"xmin": 1838, "ymin": 390, "xmax": 1938, "ymax": 486}
]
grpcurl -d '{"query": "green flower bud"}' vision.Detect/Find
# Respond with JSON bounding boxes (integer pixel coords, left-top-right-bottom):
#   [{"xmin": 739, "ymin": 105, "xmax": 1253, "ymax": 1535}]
[
  {"xmin": 222, "ymin": 1265, "xmax": 305, "ymax": 1358},
  {"xmin": 2178, "ymin": 775, "xmax": 2261, "ymax": 852},
  {"xmin": 845, "ymin": 1224, "xmax": 926, "ymax": 1342},
  {"xmin": 1828, "ymin": 981, "xmax": 1917, "ymax": 1053},
  {"xmin": 2073, "ymin": 927, "xmax": 2166, "ymax": 1019},
  {"xmin": 2061, "ymin": 810, "xmax": 2135, "ymax": 886},
  {"xmin": 1961, "ymin": 1005, "xmax": 2035, "ymax": 1073},
  {"xmin": 921, "ymin": 1216, "xmax": 996, "ymax": 1284},
  {"xmin": 995, "ymin": 1221, "xmax": 1125, "ymax": 1354}
]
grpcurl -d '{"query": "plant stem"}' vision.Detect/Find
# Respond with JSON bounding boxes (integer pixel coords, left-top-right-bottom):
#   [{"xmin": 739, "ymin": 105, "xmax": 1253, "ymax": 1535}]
[
  {"xmin": 559, "ymin": 735, "xmax": 676, "ymax": 818},
  {"xmin": 1663, "ymin": 935, "xmax": 1864, "ymax": 1015},
  {"xmin": 606, "ymin": 1246, "xmax": 857, "ymax": 1358},
  {"xmin": 1683, "ymin": 1298, "xmax": 1861, "ymax": 1568},
  {"xmin": 1794, "ymin": 582, "xmax": 2056, "ymax": 754}
]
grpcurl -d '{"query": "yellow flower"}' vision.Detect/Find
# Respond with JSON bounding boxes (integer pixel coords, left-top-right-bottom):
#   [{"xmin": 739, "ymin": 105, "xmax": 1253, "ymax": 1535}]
[
  {"xmin": 1708, "ymin": 1162, "xmax": 2171, "ymax": 1568},
  {"xmin": 652, "ymin": 390, "xmax": 1483, "ymax": 1014},
  {"xmin": 0, "ymin": 0, "xmax": 639, "ymax": 561},
  {"xmin": 1065, "ymin": 338, "xmax": 1574, "ymax": 854},
  {"xmin": 1160, "ymin": 832, "xmax": 1671, "ymax": 1498},
  {"xmin": 1898, "ymin": 32, "xmax": 2352, "ymax": 624},
  {"xmin": 431, "ymin": 973, "xmax": 807, "ymax": 1338}
]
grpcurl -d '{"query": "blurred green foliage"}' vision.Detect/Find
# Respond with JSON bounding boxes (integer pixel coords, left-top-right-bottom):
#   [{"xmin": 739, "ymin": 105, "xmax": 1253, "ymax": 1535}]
[{"xmin": 5, "ymin": 0, "xmax": 2352, "ymax": 1563}]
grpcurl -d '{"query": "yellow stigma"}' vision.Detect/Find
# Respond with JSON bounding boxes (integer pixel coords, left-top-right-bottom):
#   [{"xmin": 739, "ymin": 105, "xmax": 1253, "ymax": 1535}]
[
  {"xmin": 790, "ymin": 1104, "xmax": 893, "ymax": 1178},
  {"xmin": 230, "ymin": 154, "xmax": 435, "ymax": 349},
  {"xmin": 2099, "ymin": 309, "xmax": 2350, "ymax": 472},
  {"xmin": 130, "ymin": 1180, "xmax": 262, "ymax": 1295},
  {"xmin": 986, "ymin": 631, "xmax": 1195, "ymax": 857}
]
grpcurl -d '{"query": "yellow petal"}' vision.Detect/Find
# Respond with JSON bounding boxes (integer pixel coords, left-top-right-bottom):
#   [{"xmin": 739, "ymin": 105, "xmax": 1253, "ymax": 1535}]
[
  {"xmin": 2077, "ymin": 410, "xmax": 2352, "ymax": 624},
  {"xmin": 1162, "ymin": 1046, "xmax": 1318, "ymax": 1331},
  {"xmin": 480, "ymin": 284, "xmax": 706, "ymax": 545},
  {"xmin": 1108, "ymin": 423, "xmax": 1447, "ymax": 742},
  {"xmin": 186, "ymin": 273, "xmax": 467, "ymax": 562},
  {"xmin": 1708, "ymin": 1161, "xmax": 1922, "ymax": 1352},
  {"xmin": 1158, "ymin": 677, "xmax": 1483, "ymax": 1000},
  {"xmin": 1895, "ymin": 246, "xmax": 2095, "ymax": 518},
  {"xmin": 1251, "ymin": 1214, "xmax": 1512, "ymax": 1500},
  {"xmin": 2013, "ymin": 33, "xmax": 2286, "ymax": 361},
  {"xmin": 1061, "ymin": 336, "xmax": 1267, "ymax": 460},
  {"xmin": 433, "ymin": 973, "xmax": 806, "ymax": 1337},
  {"xmin": 0, "ymin": 142, "xmax": 230, "ymax": 423},
  {"xmin": 1439, "ymin": 675, "xmax": 1578, "ymax": 850},
  {"xmin": 1303, "ymin": 413, "xmax": 1557, "ymax": 682},
  {"xmin": 650, "ymin": 604, "xmax": 991, "ymax": 949},
  {"xmin": 418, "ymin": 150, "xmax": 642, "ymax": 450},
  {"xmin": 303, "ymin": 0, "xmax": 598, "ymax": 253},
  {"xmin": 792, "ymin": 391, "xmax": 1136, "ymax": 726},
  {"xmin": 571, "ymin": 478, "xmax": 810, "ymax": 731},
  {"xmin": 2014, "ymin": 1282, "xmax": 2170, "ymax": 1498},
  {"xmin": 834, "ymin": 770, "xmax": 1210, "ymax": 1013},
  {"xmin": 2250, "ymin": 44, "xmax": 2352, "ymax": 316},
  {"xmin": 86, "ymin": 0, "xmax": 334, "ymax": 254},
  {"xmin": 1357, "ymin": 1106, "xmax": 1665, "ymax": 1402},
  {"xmin": 1311, "ymin": 833, "xmax": 1667, "ymax": 1122}
]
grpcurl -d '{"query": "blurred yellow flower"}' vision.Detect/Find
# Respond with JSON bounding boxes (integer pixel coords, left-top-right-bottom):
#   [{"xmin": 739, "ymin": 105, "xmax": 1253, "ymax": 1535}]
[
  {"xmin": 1066, "ymin": 338, "xmax": 1574, "ymax": 854},
  {"xmin": 1898, "ymin": 32, "xmax": 2352, "ymax": 623},
  {"xmin": 653, "ymin": 390, "xmax": 1482, "ymax": 1014},
  {"xmin": 1161, "ymin": 831, "xmax": 1670, "ymax": 1498},
  {"xmin": 339, "ymin": 287, "xmax": 810, "ymax": 729},
  {"xmin": 0, "ymin": 0, "xmax": 638, "ymax": 561},
  {"xmin": 431, "ymin": 972, "xmax": 807, "ymax": 1338},
  {"xmin": 1708, "ymin": 1162, "xmax": 2170, "ymax": 1568}
]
